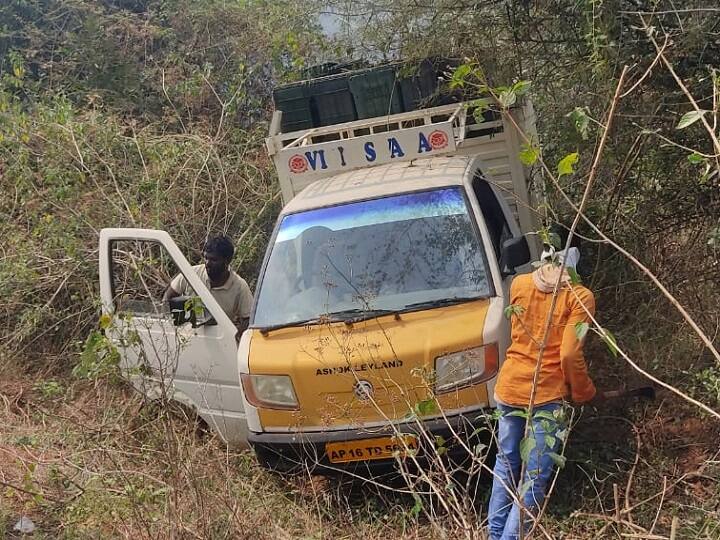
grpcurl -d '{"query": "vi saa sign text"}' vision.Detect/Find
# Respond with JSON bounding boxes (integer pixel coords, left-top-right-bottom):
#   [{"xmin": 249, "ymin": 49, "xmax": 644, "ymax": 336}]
[{"xmin": 280, "ymin": 124, "xmax": 456, "ymax": 179}]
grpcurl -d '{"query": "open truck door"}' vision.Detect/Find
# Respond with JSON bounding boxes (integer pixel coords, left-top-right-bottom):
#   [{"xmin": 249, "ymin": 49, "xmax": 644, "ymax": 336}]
[{"xmin": 98, "ymin": 228, "xmax": 248, "ymax": 446}]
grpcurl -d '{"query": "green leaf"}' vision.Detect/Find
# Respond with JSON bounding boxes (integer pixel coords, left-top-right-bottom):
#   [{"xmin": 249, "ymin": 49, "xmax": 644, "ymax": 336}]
[
  {"xmin": 538, "ymin": 227, "xmax": 550, "ymax": 245},
  {"xmin": 504, "ymin": 304, "xmax": 526, "ymax": 319},
  {"xmin": 539, "ymin": 227, "xmax": 562, "ymax": 251},
  {"xmin": 520, "ymin": 436, "xmax": 536, "ymax": 462},
  {"xmin": 544, "ymin": 434, "xmax": 556, "ymax": 449},
  {"xmin": 557, "ymin": 152, "xmax": 579, "ymax": 177},
  {"xmin": 548, "ymin": 232, "xmax": 562, "ymax": 250},
  {"xmin": 410, "ymin": 496, "xmax": 423, "ymax": 517},
  {"xmin": 687, "ymin": 152, "xmax": 704, "ymax": 164},
  {"xmin": 676, "ymin": 110, "xmax": 708, "ymax": 130},
  {"xmin": 449, "ymin": 64, "xmax": 473, "ymax": 89},
  {"xmin": 468, "ymin": 97, "xmax": 491, "ymax": 122},
  {"xmin": 602, "ymin": 329, "xmax": 619, "ymax": 357},
  {"xmin": 467, "ymin": 97, "xmax": 490, "ymax": 110},
  {"xmin": 575, "ymin": 321, "xmax": 589, "ymax": 340},
  {"xmin": 507, "ymin": 409, "xmax": 529, "ymax": 419},
  {"xmin": 474, "ymin": 442, "xmax": 488, "ymax": 455},
  {"xmin": 472, "ymin": 109, "xmax": 487, "ymax": 124},
  {"xmin": 498, "ymin": 88, "xmax": 517, "ymax": 108},
  {"xmin": 512, "ymin": 80, "xmax": 532, "ymax": 96},
  {"xmin": 415, "ymin": 398, "xmax": 438, "ymax": 416},
  {"xmin": 567, "ymin": 267, "xmax": 582, "ymax": 285},
  {"xmin": 99, "ymin": 313, "xmax": 112, "ymax": 330},
  {"xmin": 184, "ymin": 296, "xmax": 204, "ymax": 317},
  {"xmin": 519, "ymin": 143, "xmax": 539, "ymax": 166},
  {"xmin": 566, "ymin": 107, "xmax": 591, "ymax": 140},
  {"xmin": 533, "ymin": 410, "xmax": 557, "ymax": 422},
  {"xmin": 548, "ymin": 452, "xmax": 567, "ymax": 468},
  {"xmin": 519, "ymin": 479, "xmax": 534, "ymax": 497}
]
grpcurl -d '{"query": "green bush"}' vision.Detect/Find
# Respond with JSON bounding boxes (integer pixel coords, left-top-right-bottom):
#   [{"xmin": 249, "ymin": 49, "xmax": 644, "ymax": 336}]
[{"xmin": 0, "ymin": 0, "xmax": 326, "ymax": 368}]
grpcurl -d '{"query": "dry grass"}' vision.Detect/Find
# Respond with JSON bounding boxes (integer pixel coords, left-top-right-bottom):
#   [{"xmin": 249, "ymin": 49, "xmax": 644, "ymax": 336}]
[
  {"xmin": 0, "ymin": 357, "xmax": 454, "ymax": 539},
  {"xmin": 2, "ymin": 351, "xmax": 719, "ymax": 539}
]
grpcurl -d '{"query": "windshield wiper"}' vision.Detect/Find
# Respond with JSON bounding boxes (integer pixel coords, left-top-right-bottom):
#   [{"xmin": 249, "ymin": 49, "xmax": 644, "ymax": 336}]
[
  {"xmin": 256, "ymin": 309, "xmax": 396, "ymax": 333},
  {"xmin": 400, "ymin": 296, "xmax": 483, "ymax": 312},
  {"xmin": 327, "ymin": 308, "xmax": 399, "ymax": 323},
  {"xmin": 257, "ymin": 317, "xmax": 326, "ymax": 334}
]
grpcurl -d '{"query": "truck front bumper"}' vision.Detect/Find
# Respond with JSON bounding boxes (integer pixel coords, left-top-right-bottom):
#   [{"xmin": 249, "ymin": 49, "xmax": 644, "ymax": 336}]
[{"xmin": 249, "ymin": 411, "xmax": 494, "ymax": 475}]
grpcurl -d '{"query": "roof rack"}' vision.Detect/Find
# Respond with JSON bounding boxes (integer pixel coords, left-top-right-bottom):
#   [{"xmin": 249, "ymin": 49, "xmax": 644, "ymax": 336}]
[{"xmin": 265, "ymin": 103, "xmax": 483, "ymax": 200}]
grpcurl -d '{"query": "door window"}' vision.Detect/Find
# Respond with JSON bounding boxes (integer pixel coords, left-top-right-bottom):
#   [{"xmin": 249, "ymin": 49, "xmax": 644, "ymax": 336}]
[
  {"xmin": 110, "ymin": 240, "xmax": 198, "ymax": 317},
  {"xmin": 472, "ymin": 173, "xmax": 512, "ymax": 259}
]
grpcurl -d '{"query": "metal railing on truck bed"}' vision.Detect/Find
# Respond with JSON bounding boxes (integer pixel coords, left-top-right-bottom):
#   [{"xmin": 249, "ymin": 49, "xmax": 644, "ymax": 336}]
[{"xmin": 265, "ymin": 100, "xmax": 541, "ymax": 241}]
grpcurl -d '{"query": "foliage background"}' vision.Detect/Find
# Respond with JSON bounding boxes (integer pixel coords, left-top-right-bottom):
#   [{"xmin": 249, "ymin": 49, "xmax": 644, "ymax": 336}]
[{"xmin": 0, "ymin": 0, "xmax": 330, "ymax": 362}]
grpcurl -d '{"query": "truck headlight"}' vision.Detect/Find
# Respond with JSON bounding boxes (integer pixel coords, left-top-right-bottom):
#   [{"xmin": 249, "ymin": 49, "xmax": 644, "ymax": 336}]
[
  {"xmin": 434, "ymin": 344, "xmax": 499, "ymax": 394},
  {"xmin": 241, "ymin": 374, "xmax": 298, "ymax": 410}
]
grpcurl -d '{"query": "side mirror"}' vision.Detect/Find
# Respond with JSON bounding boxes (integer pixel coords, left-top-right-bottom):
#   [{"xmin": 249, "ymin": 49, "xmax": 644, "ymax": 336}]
[
  {"xmin": 193, "ymin": 316, "xmax": 217, "ymax": 329},
  {"xmin": 500, "ymin": 236, "xmax": 531, "ymax": 277}
]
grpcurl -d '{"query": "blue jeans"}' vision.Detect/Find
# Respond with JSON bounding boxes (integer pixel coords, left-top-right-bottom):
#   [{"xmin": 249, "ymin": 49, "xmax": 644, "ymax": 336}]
[{"xmin": 488, "ymin": 402, "xmax": 565, "ymax": 540}]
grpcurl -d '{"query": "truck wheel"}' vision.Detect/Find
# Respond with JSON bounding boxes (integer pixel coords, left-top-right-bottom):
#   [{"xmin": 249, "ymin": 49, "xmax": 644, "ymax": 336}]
[{"xmin": 253, "ymin": 445, "xmax": 309, "ymax": 474}]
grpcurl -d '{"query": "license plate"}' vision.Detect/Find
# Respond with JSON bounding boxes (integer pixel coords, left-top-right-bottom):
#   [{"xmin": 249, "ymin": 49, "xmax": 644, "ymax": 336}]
[{"xmin": 326, "ymin": 435, "xmax": 419, "ymax": 463}]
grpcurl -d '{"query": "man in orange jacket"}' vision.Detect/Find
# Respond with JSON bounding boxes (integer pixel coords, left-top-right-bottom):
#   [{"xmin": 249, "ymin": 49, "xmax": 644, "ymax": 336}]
[{"xmin": 488, "ymin": 232, "xmax": 596, "ymax": 540}]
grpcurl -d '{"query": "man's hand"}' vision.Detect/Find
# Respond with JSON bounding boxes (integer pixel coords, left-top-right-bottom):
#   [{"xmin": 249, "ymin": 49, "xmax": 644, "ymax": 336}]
[
  {"xmin": 163, "ymin": 285, "xmax": 181, "ymax": 303},
  {"xmin": 586, "ymin": 392, "xmax": 607, "ymax": 407},
  {"xmin": 237, "ymin": 318, "xmax": 249, "ymax": 333},
  {"xmin": 234, "ymin": 318, "xmax": 249, "ymax": 344},
  {"xmin": 584, "ymin": 387, "xmax": 656, "ymax": 407}
]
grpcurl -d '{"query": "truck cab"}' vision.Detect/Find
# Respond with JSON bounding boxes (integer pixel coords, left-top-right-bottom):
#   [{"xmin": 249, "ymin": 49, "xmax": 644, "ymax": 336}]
[{"xmin": 243, "ymin": 100, "xmax": 540, "ymax": 470}]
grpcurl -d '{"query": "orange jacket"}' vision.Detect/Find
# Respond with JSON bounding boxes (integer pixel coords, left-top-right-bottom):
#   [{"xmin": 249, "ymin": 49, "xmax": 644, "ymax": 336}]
[{"xmin": 495, "ymin": 266, "xmax": 596, "ymax": 406}]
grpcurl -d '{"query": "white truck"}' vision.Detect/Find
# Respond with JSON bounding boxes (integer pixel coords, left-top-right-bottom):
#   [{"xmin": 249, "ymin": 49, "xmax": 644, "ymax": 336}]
[{"xmin": 98, "ymin": 98, "xmax": 541, "ymax": 464}]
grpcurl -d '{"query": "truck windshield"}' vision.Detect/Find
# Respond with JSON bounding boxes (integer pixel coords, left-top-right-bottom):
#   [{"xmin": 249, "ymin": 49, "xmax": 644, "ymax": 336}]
[{"xmin": 252, "ymin": 187, "xmax": 491, "ymax": 329}]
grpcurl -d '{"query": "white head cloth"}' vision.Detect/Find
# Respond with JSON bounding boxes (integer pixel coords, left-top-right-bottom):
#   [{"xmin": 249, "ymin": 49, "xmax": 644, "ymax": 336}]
[{"xmin": 540, "ymin": 246, "xmax": 580, "ymax": 269}]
